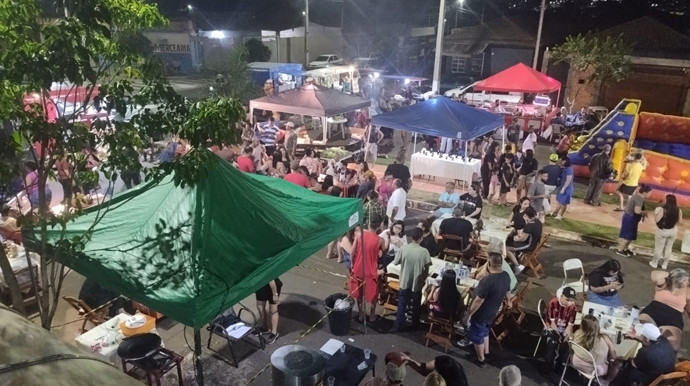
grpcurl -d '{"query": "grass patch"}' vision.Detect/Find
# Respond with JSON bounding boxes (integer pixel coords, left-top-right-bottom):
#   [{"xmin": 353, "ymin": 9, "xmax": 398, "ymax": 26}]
[{"xmin": 572, "ymin": 182, "xmax": 690, "ymax": 218}]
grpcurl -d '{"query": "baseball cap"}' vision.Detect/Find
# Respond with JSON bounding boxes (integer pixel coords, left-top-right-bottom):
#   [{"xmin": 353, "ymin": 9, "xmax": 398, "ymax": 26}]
[
  {"xmin": 286, "ymin": 122, "xmax": 295, "ymax": 128},
  {"xmin": 384, "ymin": 352, "xmax": 404, "ymax": 366},
  {"xmin": 385, "ymin": 363, "xmax": 407, "ymax": 383},
  {"xmin": 641, "ymin": 323, "xmax": 661, "ymax": 341},
  {"xmin": 549, "ymin": 154, "xmax": 559, "ymax": 162},
  {"xmin": 561, "ymin": 286, "xmax": 577, "ymax": 300}
]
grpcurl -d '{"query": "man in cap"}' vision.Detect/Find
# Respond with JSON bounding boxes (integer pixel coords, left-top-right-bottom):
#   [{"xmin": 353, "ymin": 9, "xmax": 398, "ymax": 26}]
[
  {"xmin": 584, "ymin": 144, "xmax": 613, "ymax": 206},
  {"xmin": 614, "ymin": 324, "xmax": 676, "ymax": 386},
  {"xmin": 364, "ymin": 353, "xmax": 407, "ymax": 386},
  {"xmin": 544, "ymin": 287, "xmax": 578, "ymax": 372},
  {"xmin": 542, "ymin": 154, "xmax": 562, "ymax": 214}
]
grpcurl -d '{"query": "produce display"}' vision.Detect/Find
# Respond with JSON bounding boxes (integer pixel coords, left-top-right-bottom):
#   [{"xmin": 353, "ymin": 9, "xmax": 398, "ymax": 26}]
[{"xmin": 320, "ymin": 147, "xmax": 350, "ymax": 160}]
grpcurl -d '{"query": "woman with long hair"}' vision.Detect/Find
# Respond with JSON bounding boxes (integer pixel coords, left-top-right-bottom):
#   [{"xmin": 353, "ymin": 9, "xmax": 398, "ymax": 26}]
[
  {"xmin": 379, "ymin": 220, "xmax": 407, "ymax": 268},
  {"xmin": 428, "ymin": 270, "xmax": 460, "ymax": 319},
  {"xmin": 639, "ymin": 268, "xmax": 690, "ymax": 351},
  {"xmin": 481, "ymin": 141, "xmax": 500, "ymax": 199},
  {"xmin": 652, "ymin": 194, "xmax": 682, "ymax": 270},
  {"xmin": 571, "ymin": 314, "xmax": 620, "ymax": 385},
  {"xmin": 509, "ymin": 197, "xmax": 531, "ymax": 231},
  {"xmin": 271, "ymin": 150, "xmax": 288, "ymax": 178},
  {"xmin": 418, "ymin": 218, "xmax": 439, "ymax": 257},
  {"xmin": 550, "ymin": 155, "xmax": 574, "ymax": 220},
  {"xmin": 339, "ymin": 226, "xmax": 361, "ymax": 271},
  {"xmin": 587, "ymin": 259, "xmax": 624, "ymax": 307},
  {"xmin": 617, "ymin": 184, "xmax": 653, "ymax": 257}
]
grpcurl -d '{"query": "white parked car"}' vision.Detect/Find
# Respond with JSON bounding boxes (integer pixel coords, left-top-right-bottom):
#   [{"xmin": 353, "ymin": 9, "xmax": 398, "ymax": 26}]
[
  {"xmin": 444, "ymin": 83, "xmax": 522, "ymax": 105},
  {"xmin": 309, "ymin": 54, "xmax": 344, "ymax": 68}
]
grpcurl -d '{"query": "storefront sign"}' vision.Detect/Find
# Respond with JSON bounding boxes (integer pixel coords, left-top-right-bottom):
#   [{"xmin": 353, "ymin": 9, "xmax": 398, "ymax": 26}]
[{"xmin": 153, "ymin": 39, "xmax": 191, "ymax": 54}]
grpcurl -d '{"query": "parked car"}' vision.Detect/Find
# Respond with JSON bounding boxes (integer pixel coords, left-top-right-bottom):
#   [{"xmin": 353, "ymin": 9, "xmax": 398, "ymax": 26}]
[
  {"xmin": 439, "ymin": 75, "xmax": 476, "ymax": 94},
  {"xmin": 444, "ymin": 83, "xmax": 523, "ymax": 105},
  {"xmin": 309, "ymin": 54, "xmax": 344, "ymax": 68},
  {"xmin": 353, "ymin": 52, "xmax": 382, "ymax": 67}
]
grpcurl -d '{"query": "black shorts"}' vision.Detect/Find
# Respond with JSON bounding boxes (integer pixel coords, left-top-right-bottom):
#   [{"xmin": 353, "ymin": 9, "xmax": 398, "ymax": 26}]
[
  {"xmin": 255, "ymin": 278, "xmax": 283, "ymax": 304},
  {"xmin": 617, "ymin": 184, "xmax": 636, "ymax": 196},
  {"xmin": 500, "ymin": 181, "xmax": 511, "ymax": 194},
  {"xmin": 641, "ymin": 300, "xmax": 684, "ymax": 330}
]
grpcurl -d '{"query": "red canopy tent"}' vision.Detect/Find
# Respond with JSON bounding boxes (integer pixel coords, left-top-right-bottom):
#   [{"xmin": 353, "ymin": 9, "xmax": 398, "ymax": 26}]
[{"xmin": 474, "ymin": 63, "xmax": 561, "ymax": 94}]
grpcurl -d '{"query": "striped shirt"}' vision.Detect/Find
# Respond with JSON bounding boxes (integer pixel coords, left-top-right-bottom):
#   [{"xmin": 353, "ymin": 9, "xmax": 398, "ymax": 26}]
[{"xmin": 261, "ymin": 124, "xmax": 279, "ymax": 146}]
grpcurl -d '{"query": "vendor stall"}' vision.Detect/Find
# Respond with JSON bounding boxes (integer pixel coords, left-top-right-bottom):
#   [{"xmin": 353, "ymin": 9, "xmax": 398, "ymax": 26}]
[
  {"xmin": 371, "ymin": 97, "xmax": 504, "ymax": 182},
  {"xmin": 248, "ymin": 62, "xmax": 304, "ymax": 95},
  {"xmin": 249, "ymin": 84, "xmax": 371, "ymax": 142},
  {"xmin": 473, "ymin": 63, "xmax": 561, "ymax": 134}
]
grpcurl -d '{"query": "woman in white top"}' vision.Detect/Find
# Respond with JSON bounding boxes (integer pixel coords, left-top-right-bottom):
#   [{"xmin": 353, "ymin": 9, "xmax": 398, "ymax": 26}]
[
  {"xmin": 651, "ymin": 194, "xmax": 682, "ymax": 270},
  {"xmin": 379, "ymin": 220, "xmax": 407, "ymax": 268},
  {"xmin": 571, "ymin": 314, "xmax": 620, "ymax": 386}
]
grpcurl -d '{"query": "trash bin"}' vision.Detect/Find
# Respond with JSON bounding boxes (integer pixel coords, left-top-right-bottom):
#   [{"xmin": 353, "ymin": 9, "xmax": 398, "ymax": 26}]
[{"xmin": 325, "ymin": 293, "xmax": 353, "ymax": 336}]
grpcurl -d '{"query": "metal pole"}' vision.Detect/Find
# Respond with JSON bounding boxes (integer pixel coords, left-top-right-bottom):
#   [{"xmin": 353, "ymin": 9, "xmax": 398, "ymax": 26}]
[
  {"xmin": 455, "ymin": 8, "xmax": 458, "ymax": 29},
  {"xmin": 340, "ymin": 0, "xmax": 345, "ymax": 31},
  {"xmin": 501, "ymin": 124, "xmax": 505, "ymax": 150},
  {"xmin": 305, "ymin": 0, "xmax": 310, "ymax": 65},
  {"xmin": 360, "ymin": 223, "xmax": 367, "ymax": 335},
  {"xmin": 194, "ymin": 328, "xmax": 204, "ymax": 386},
  {"xmin": 431, "ymin": 0, "xmax": 447, "ymax": 93},
  {"xmin": 532, "ymin": 0, "xmax": 546, "ymax": 69}
]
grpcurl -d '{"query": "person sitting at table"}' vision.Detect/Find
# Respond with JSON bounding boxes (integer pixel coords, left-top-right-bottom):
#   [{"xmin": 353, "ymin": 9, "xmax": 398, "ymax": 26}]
[
  {"xmin": 424, "ymin": 372, "xmax": 447, "ymax": 386},
  {"xmin": 474, "ymin": 255, "xmax": 518, "ymax": 294},
  {"xmin": 380, "ymin": 220, "xmax": 407, "ymax": 269},
  {"xmin": 439, "ymin": 206, "xmax": 474, "ymax": 254},
  {"xmin": 459, "ymin": 184, "xmax": 483, "ymax": 220},
  {"xmin": 544, "ymin": 286, "xmax": 577, "ymax": 373},
  {"xmin": 613, "ymin": 324, "xmax": 676, "ymax": 386},
  {"xmin": 337, "ymin": 161, "xmax": 359, "ymax": 197},
  {"xmin": 432, "ymin": 182, "xmax": 460, "ymax": 219},
  {"xmin": 299, "ymin": 148, "xmax": 321, "ymax": 177},
  {"xmin": 571, "ymin": 314, "xmax": 622, "ymax": 386},
  {"xmin": 587, "ymin": 259, "xmax": 625, "ymax": 307},
  {"xmin": 0, "ymin": 206, "xmax": 22, "ymax": 245},
  {"xmin": 363, "ymin": 354, "xmax": 407, "ymax": 386},
  {"xmin": 638, "ymin": 268, "xmax": 690, "ymax": 352},
  {"xmin": 418, "ymin": 219, "xmax": 439, "ymax": 257},
  {"xmin": 550, "ymin": 112, "xmax": 565, "ymax": 126},
  {"xmin": 508, "ymin": 197, "xmax": 531, "ymax": 231},
  {"xmin": 505, "ymin": 207, "xmax": 542, "ymax": 275},
  {"xmin": 573, "ymin": 107, "xmax": 587, "ymax": 124},
  {"xmin": 429, "ymin": 269, "xmax": 461, "ymax": 319},
  {"xmin": 400, "ymin": 353, "xmax": 470, "ymax": 386},
  {"xmin": 357, "ymin": 170, "xmax": 376, "ymax": 199}
]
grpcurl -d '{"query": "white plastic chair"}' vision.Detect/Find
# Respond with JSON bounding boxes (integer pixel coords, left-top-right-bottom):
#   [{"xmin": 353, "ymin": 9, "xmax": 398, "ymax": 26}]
[
  {"xmin": 558, "ymin": 341, "xmax": 601, "ymax": 386},
  {"xmin": 533, "ymin": 299, "xmax": 551, "ymax": 357},
  {"xmin": 562, "ymin": 258, "xmax": 588, "ymax": 294}
]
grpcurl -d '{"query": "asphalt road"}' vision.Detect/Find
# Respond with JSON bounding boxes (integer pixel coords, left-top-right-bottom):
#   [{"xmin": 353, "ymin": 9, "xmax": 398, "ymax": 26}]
[{"xmin": 46, "ymin": 207, "xmax": 690, "ymax": 386}]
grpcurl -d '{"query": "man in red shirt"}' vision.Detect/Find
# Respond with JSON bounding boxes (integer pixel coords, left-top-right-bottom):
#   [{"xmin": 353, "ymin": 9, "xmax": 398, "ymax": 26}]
[
  {"xmin": 284, "ymin": 161, "xmax": 312, "ymax": 188},
  {"xmin": 237, "ymin": 147, "xmax": 256, "ymax": 173},
  {"xmin": 544, "ymin": 286, "xmax": 577, "ymax": 372}
]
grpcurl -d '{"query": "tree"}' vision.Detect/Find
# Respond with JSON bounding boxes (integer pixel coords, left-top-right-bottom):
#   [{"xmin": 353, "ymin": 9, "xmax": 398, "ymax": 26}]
[
  {"xmin": 0, "ymin": 0, "xmax": 243, "ymax": 329},
  {"xmin": 207, "ymin": 46, "xmax": 262, "ymax": 103},
  {"xmin": 551, "ymin": 33, "xmax": 632, "ymax": 111},
  {"xmin": 244, "ymin": 38, "xmax": 272, "ymax": 62}
]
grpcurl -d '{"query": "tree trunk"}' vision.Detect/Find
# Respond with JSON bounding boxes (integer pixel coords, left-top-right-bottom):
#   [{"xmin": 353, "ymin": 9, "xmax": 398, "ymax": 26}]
[{"xmin": 0, "ymin": 246, "xmax": 26, "ymax": 314}]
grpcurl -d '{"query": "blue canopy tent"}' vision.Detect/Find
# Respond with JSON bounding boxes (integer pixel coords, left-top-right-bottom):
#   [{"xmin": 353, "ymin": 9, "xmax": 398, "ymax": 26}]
[{"xmin": 370, "ymin": 96, "xmax": 504, "ymax": 140}]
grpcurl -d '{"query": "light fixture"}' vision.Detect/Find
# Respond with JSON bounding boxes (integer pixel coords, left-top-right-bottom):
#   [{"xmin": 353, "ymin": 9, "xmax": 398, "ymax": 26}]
[
  {"xmin": 404, "ymin": 78, "xmax": 410, "ymax": 85},
  {"xmin": 210, "ymin": 30, "xmax": 224, "ymax": 39},
  {"xmin": 348, "ymin": 66, "xmax": 354, "ymax": 71},
  {"xmin": 302, "ymin": 11, "xmax": 306, "ymax": 15},
  {"xmin": 187, "ymin": 4, "xmax": 192, "ymax": 10},
  {"xmin": 374, "ymin": 72, "xmax": 380, "ymax": 79},
  {"xmin": 209, "ymin": 86, "xmax": 214, "ymax": 91}
]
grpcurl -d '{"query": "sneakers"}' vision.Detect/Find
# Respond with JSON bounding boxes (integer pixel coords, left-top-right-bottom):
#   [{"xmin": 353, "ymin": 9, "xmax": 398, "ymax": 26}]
[
  {"xmin": 554, "ymin": 215, "xmax": 563, "ymax": 220},
  {"xmin": 514, "ymin": 264, "xmax": 525, "ymax": 275},
  {"xmin": 615, "ymin": 250, "xmax": 630, "ymax": 258},
  {"xmin": 662, "ymin": 262, "xmax": 669, "ymax": 270},
  {"xmin": 649, "ymin": 261, "xmax": 659, "ymax": 269},
  {"xmin": 456, "ymin": 338, "xmax": 472, "ymax": 348},
  {"xmin": 266, "ymin": 332, "xmax": 279, "ymax": 344}
]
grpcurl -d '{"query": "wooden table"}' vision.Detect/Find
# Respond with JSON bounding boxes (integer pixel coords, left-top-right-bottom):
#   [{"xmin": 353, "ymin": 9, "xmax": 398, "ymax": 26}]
[{"xmin": 324, "ymin": 344, "xmax": 377, "ymax": 386}]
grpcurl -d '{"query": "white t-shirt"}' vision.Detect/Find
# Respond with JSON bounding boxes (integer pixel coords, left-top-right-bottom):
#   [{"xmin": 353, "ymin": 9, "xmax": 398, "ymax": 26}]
[
  {"xmin": 379, "ymin": 229, "xmax": 408, "ymax": 255},
  {"xmin": 522, "ymin": 132, "xmax": 537, "ymax": 152},
  {"xmin": 386, "ymin": 188, "xmax": 407, "ymax": 221}
]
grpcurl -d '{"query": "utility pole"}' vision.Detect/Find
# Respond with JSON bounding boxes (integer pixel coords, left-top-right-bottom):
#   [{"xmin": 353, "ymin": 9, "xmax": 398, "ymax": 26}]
[
  {"xmin": 432, "ymin": 0, "xmax": 447, "ymax": 93},
  {"xmin": 532, "ymin": 0, "xmax": 546, "ymax": 69},
  {"xmin": 305, "ymin": 0, "xmax": 310, "ymax": 65}
]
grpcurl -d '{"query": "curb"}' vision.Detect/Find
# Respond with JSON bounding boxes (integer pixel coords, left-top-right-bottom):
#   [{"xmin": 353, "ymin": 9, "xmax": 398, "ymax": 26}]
[{"xmin": 406, "ymin": 199, "xmax": 690, "ymax": 266}]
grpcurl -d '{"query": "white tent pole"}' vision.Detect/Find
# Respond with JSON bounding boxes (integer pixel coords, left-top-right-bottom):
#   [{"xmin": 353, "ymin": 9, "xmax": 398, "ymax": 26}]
[
  {"xmin": 322, "ymin": 116, "xmax": 328, "ymax": 142},
  {"xmin": 502, "ymin": 124, "xmax": 505, "ymax": 150},
  {"xmin": 464, "ymin": 140, "xmax": 468, "ymax": 159},
  {"xmin": 365, "ymin": 122, "xmax": 373, "ymax": 165},
  {"xmin": 412, "ymin": 132, "xmax": 417, "ymax": 175}
]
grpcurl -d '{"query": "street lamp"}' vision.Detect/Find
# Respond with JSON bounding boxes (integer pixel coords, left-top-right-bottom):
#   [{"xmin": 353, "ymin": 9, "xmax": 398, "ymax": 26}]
[{"xmin": 187, "ymin": 4, "xmax": 192, "ymax": 10}]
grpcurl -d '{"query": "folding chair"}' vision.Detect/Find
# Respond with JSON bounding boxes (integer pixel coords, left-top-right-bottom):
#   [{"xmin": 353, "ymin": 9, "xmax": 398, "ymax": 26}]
[
  {"xmin": 382, "ymin": 273, "xmax": 400, "ymax": 317},
  {"xmin": 508, "ymin": 278, "xmax": 534, "ymax": 325},
  {"xmin": 490, "ymin": 302, "xmax": 512, "ymax": 349},
  {"xmin": 562, "ymin": 258, "xmax": 588, "ymax": 295},
  {"xmin": 647, "ymin": 360, "xmax": 690, "ymax": 386},
  {"xmin": 62, "ymin": 296, "xmax": 110, "ymax": 333},
  {"xmin": 425, "ymin": 314, "xmax": 455, "ymax": 353},
  {"xmin": 206, "ymin": 306, "xmax": 265, "ymax": 367},
  {"xmin": 558, "ymin": 341, "xmax": 600, "ymax": 386},
  {"xmin": 522, "ymin": 234, "xmax": 550, "ymax": 278},
  {"xmin": 439, "ymin": 234, "xmax": 465, "ymax": 263}
]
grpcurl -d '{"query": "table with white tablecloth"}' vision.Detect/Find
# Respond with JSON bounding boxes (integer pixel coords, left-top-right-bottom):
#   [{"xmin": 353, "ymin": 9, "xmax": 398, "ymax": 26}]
[
  {"xmin": 0, "ymin": 242, "xmax": 41, "ymax": 289},
  {"xmin": 387, "ymin": 257, "xmax": 477, "ymax": 303},
  {"xmin": 75, "ymin": 313, "xmax": 159, "ymax": 364},
  {"xmin": 410, "ymin": 152, "xmax": 481, "ymax": 182},
  {"xmin": 576, "ymin": 301, "xmax": 641, "ymax": 360}
]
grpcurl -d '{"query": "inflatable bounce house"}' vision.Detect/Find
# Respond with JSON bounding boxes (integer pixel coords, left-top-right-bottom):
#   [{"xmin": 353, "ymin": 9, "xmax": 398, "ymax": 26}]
[{"xmin": 569, "ymin": 99, "xmax": 690, "ymax": 206}]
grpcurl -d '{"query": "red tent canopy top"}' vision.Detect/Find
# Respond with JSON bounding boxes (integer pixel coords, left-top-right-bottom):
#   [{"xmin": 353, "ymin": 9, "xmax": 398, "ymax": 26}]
[{"xmin": 474, "ymin": 63, "xmax": 561, "ymax": 94}]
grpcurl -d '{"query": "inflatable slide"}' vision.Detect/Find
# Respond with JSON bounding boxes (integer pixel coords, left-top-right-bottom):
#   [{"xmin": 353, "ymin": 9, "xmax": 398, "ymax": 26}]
[{"xmin": 569, "ymin": 99, "xmax": 690, "ymax": 206}]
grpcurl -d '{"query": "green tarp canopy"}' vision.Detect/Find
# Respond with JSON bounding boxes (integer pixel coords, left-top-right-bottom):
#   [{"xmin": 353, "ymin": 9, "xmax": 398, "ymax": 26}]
[{"xmin": 42, "ymin": 152, "xmax": 362, "ymax": 328}]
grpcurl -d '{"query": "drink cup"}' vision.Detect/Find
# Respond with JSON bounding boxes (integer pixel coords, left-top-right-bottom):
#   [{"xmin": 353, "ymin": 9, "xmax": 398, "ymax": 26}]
[{"xmin": 364, "ymin": 348, "xmax": 371, "ymax": 360}]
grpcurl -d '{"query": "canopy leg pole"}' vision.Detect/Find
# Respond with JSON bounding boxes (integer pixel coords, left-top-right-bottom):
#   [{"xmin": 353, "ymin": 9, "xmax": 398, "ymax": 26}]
[
  {"xmin": 502, "ymin": 124, "xmax": 505, "ymax": 151},
  {"xmin": 194, "ymin": 328, "xmax": 205, "ymax": 386},
  {"xmin": 412, "ymin": 132, "xmax": 417, "ymax": 175},
  {"xmin": 249, "ymin": 106, "xmax": 254, "ymax": 126},
  {"xmin": 360, "ymin": 225, "xmax": 367, "ymax": 335},
  {"xmin": 365, "ymin": 122, "xmax": 373, "ymax": 166}
]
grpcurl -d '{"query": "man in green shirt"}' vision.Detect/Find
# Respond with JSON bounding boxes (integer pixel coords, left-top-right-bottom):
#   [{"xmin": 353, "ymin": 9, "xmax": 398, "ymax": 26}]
[{"xmin": 392, "ymin": 227, "xmax": 432, "ymax": 331}]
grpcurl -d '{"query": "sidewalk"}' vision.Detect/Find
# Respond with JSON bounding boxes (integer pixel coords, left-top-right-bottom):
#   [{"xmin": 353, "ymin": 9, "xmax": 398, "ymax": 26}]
[{"xmin": 369, "ymin": 162, "xmax": 690, "ymax": 255}]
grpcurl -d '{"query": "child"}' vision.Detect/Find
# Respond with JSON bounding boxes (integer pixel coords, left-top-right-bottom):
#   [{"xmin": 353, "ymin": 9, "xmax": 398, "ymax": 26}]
[{"xmin": 487, "ymin": 165, "xmax": 500, "ymax": 203}]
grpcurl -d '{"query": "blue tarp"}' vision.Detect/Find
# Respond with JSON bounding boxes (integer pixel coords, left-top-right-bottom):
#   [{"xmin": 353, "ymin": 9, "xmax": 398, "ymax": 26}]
[
  {"xmin": 249, "ymin": 62, "xmax": 304, "ymax": 90},
  {"xmin": 371, "ymin": 97, "xmax": 504, "ymax": 140}
]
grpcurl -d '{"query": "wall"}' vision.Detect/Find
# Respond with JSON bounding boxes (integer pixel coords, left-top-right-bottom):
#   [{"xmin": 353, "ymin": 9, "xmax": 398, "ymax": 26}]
[
  {"xmin": 143, "ymin": 31, "xmax": 195, "ymax": 73},
  {"xmin": 563, "ymin": 66, "xmax": 601, "ymax": 111},
  {"xmin": 198, "ymin": 31, "xmax": 245, "ymax": 72},
  {"xmin": 488, "ymin": 47, "xmax": 533, "ymax": 77},
  {"xmin": 266, "ymin": 34, "xmax": 346, "ymax": 65}
]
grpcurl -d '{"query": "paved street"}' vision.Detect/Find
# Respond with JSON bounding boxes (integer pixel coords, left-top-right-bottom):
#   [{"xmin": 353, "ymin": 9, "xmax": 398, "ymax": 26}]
[{"xmin": 47, "ymin": 207, "xmax": 690, "ymax": 386}]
